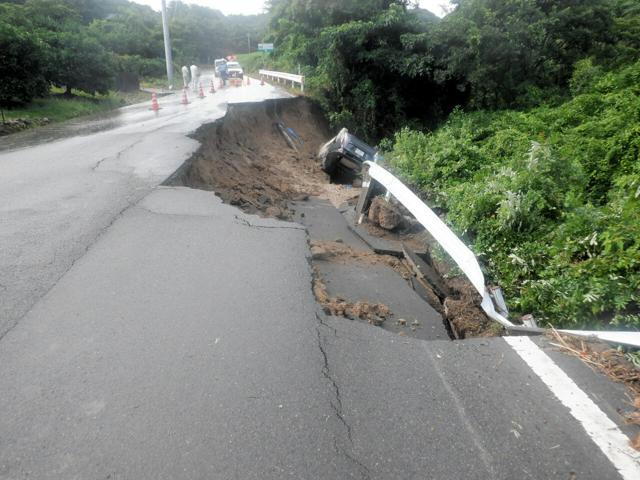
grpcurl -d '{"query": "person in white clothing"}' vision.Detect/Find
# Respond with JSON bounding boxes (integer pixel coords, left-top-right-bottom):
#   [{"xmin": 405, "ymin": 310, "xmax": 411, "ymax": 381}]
[
  {"xmin": 190, "ymin": 65, "xmax": 200, "ymax": 92},
  {"xmin": 181, "ymin": 66, "xmax": 190, "ymax": 89}
]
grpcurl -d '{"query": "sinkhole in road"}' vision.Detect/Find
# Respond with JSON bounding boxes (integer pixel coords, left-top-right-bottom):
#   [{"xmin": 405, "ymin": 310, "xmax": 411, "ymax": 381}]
[{"xmin": 165, "ymin": 97, "xmax": 497, "ymax": 340}]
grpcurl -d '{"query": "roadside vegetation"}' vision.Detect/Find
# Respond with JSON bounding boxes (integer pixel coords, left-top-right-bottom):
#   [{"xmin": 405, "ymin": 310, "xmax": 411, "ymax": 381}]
[
  {"xmin": 264, "ymin": 0, "xmax": 640, "ymax": 329},
  {"xmin": 0, "ymin": 0, "xmax": 267, "ymax": 128},
  {"xmin": 2, "ymin": 89, "xmax": 142, "ymax": 123}
]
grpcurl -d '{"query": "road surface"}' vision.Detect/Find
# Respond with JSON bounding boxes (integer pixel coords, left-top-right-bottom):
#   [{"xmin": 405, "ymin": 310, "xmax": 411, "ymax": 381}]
[
  {"xmin": 0, "ymin": 74, "xmax": 287, "ymax": 338},
  {"xmin": 0, "ymin": 77, "xmax": 638, "ymax": 479}
]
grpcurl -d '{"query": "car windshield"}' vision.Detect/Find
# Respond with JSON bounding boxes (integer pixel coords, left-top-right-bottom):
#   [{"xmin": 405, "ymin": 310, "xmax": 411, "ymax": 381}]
[{"xmin": 227, "ymin": 62, "xmax": 240, "ymax": 69}]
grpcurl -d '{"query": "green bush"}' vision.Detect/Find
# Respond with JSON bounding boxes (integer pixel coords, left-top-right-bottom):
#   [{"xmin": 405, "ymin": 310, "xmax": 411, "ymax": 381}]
[{"xmin": 389, "ymin": 61, "xmax": 640, "ymax": 329}]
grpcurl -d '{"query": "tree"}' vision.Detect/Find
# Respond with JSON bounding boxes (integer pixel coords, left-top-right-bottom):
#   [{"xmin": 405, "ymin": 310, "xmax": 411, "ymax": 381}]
[
  {"xmin": 48, "ymin": 30, "xmax": 114, "ymax": 95},
  {"xmin": 0, "ymin": 19, "xmax": 48, "ymax": 117},
  {"xmin": 431, "ymin": 0, "xmax": 615, "ymax": 109}
]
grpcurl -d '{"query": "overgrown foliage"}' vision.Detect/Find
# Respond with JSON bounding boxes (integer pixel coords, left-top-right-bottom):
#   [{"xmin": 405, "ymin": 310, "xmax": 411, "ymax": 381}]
[
  {"xmin": 389, "ymin": 61, "xmax": 640, "ymax": 328},
  {"xmin": 267, "ymin": 0, "xmax": 637, "ymax": 137}
]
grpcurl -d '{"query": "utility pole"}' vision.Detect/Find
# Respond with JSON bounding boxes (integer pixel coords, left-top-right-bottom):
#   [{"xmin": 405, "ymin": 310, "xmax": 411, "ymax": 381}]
[
  {"xmin": 161, "ymin": 0, "xmax": 174, "ymax": 89},
  {"xmin": 247, "ymin": 33, "xmax": 251, "ymax": 53}
]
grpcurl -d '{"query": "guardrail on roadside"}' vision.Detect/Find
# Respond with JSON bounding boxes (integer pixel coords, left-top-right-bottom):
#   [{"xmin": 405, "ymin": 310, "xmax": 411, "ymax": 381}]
[
  {"xmin": 357, "ymin": 161, "xmax": 514, "ymax": 327},
  {"xmin": 259, "ymin": 69, "xmax": 305, "ymax": 92}
]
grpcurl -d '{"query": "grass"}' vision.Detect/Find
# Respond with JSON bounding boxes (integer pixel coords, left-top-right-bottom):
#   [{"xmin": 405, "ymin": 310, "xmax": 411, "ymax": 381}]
[
  {"xmin": 139, "ymin": 76, "xmax": 170, "ymax": 90},
  {"xmin": 2, "ymin": 87, "xmax": 151, "ymax": 127}
]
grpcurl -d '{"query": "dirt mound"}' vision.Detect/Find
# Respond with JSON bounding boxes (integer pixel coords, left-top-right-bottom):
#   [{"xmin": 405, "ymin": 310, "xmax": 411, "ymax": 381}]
[
  {"xmin": 166, "ymin": 97, "xmax": 356, "ymax": 216},
  {"xmin": 313, "ymin": 269, "xmax": 392, "ymax": 326}
]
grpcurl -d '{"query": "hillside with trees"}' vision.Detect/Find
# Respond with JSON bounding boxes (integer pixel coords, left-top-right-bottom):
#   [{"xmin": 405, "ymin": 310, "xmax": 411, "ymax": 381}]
[{"xmin": 0, "ymin": 0, "xmax": 267, "ymax": 111}]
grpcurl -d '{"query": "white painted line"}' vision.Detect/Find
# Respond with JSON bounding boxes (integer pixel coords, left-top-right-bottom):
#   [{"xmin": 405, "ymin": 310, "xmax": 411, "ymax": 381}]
[{"xmin": 504, "ymin": 336, "xmax": 640, "ymax": 480}]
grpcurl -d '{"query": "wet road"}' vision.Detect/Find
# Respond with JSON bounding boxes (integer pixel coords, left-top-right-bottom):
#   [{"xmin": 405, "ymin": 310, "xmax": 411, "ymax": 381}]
[{"xmin": 0, "ymin": 74, "xmax": 287, "ymax": 337}]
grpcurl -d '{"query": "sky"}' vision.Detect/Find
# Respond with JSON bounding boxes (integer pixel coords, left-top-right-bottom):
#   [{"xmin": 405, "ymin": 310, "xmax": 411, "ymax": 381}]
[{"xmin": 132, "ymin": 1, "xmax": 453, "ymax": 18}]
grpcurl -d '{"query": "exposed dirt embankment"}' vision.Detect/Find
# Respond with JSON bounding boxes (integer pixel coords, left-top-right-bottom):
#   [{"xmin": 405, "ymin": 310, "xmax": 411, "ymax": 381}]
[{"xmin": 166, "ymin": 97, "xmax": 358, "ymax": 217}]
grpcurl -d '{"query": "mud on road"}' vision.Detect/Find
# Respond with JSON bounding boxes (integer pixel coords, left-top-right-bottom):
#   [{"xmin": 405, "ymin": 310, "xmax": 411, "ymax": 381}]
[{"xmin": 166, "ymin": 97, "xmax": 494, "ymax": 339}]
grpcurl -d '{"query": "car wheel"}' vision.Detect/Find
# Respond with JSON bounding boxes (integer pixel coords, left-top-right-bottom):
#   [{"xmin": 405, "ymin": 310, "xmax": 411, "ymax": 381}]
[{"xmin": 321, "ymin": 156, "xmax": 337, "ymax": 174}]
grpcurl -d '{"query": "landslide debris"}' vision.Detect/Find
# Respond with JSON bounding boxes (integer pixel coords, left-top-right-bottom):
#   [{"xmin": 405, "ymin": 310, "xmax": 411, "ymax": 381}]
[
  {"xmin": 310, "ymin": 240, "xmax": 411, "ymax": 279},
  {"xmin": 313, "ymin": 268, "xmax": 392, "ymax": 326},
  {"xmin": 367, "ymin": 196, "xmax": 402, "ymax": 230},
  {"xmin": 166, "ymin": 97, "xmax": 359, "ymax": 217}
]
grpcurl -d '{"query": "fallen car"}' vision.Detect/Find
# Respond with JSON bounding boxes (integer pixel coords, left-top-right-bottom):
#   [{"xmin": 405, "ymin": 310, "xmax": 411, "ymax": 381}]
[{"xmin": 317, "ymin": 128, "xmax": 377, "ymax": 174}]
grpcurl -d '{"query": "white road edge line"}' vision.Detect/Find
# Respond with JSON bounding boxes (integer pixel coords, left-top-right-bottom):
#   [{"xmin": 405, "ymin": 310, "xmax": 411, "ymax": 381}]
[{"xmin": 504, "ymin": 336, "xmax": 640, "ymax": 479}]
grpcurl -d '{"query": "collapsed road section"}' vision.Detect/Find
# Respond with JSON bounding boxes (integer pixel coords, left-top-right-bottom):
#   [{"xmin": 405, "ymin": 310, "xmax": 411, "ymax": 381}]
[
  {"xmin": 162, "ymin": 97, "xmax": 640, "ymax": 476},
  {"xmin": 166, "ymin": 97, "xmax": 496, "ymax": 340}
]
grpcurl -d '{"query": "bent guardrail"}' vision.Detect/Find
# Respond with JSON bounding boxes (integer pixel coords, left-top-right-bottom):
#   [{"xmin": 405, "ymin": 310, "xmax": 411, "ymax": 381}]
[
  {"xmin": 358, "ymin": 161, "xmax": 513, "ymax": 328},
  {"xmin": 357, "ymin": 161, "xmax": 640, "ymax": 347},
  {"xmin": 259, "ymin": 69, "xmax": 305, "ymax": 92}
]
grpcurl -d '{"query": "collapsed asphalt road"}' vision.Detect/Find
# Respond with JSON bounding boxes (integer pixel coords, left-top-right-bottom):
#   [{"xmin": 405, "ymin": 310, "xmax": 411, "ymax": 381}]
[
  {"xmin": 167, "ymin": 97, "xmax": 501, "ymax": 341},
  {"xmin": 1, "ymin": 96, "xmax": 639, "ymax": 479}
]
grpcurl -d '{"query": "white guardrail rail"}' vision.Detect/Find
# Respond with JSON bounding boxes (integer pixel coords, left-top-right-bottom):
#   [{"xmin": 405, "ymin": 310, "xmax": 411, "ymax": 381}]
[
  {"xmin": 259, "ymin": 69, "xmax": 305, "ymax": 92},
  {"xmin": 361, "ymin": 161, "xmax": 640, "ymax": 347}
]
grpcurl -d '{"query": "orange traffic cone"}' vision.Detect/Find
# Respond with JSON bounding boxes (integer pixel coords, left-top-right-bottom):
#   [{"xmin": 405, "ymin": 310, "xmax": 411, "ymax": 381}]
[
  {"xmin": 150, "ymin": 93, "xmax": 160, "ymax": 111},
  {"xmin": 181, "ymin": 88, "xmax": 189, "ymax": 105},
  {"xmin": 198, "ymin": 83, "xmax": 205, "ymax": 98},
  {"xmin": 209, "ymin": 79, "xmax": 216, "ymax": 94}
]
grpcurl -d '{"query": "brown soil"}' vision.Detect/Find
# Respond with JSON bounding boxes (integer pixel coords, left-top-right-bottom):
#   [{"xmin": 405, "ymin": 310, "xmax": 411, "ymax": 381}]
[
  {"xmin": 313, "ymin": 268, "xmax": 392, "ymax": 326},
  {"xmin": 368, "ymin": 197, "xmax": 402, "ymax": 230},
  {"xmin": 444, "ymin": 277, "xmax": 502, "ymax": 338},
  {"xmin": 168, "ymin": 96, "xmax": 500, "ymax": 339},
  {"xmin": 167, "ymin": 97, "xmax": 360, "ymax": 217},
  {"xmin": 357, "ymin": 215, "xmax": 500, "ymax": 338}
]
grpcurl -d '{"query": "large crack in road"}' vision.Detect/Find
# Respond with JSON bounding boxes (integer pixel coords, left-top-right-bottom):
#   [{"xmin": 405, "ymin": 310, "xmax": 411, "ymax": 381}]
[{"xmin": 165, "ymin": 96, "xmax": 494, "ymax": 341}]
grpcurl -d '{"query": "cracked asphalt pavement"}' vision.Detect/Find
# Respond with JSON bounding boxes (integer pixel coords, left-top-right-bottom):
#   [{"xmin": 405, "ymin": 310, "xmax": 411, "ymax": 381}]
[{"xmin": 0, "ymin": 187, "xmax": 630, "ymax": 479}]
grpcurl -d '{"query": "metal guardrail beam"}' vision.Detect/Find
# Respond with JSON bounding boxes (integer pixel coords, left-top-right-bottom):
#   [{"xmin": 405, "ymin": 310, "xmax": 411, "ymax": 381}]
[
  {"xmin": 361, "ymin": 161, "xmax": 514, "ymax": 327},
  {"xmin": 259, "ymin": 69, "xmax": 305, "ymax": 92},
  {"xmin": 359, "ymin": 162, "xmax": 640, "ymax": 347}
]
